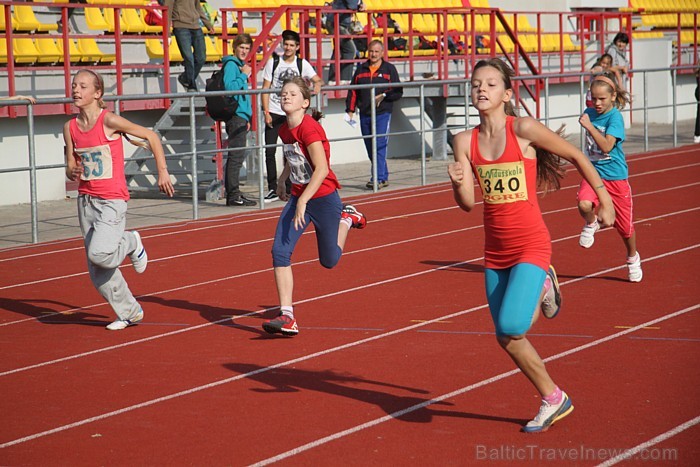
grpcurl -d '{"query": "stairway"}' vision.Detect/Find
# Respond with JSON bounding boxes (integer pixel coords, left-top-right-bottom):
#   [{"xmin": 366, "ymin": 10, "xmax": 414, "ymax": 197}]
[{"xmin": 124, "ymin": 96, "xmax": 222, "ymax": 199}]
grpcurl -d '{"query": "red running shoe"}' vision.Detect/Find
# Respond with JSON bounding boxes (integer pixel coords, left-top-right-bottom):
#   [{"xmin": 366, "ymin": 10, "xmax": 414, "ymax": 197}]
[
  {"xmin": 262, "ymin": 313, "xmax": 299, "ymax": 336},
  {"xmin": 341, "ymin": 204, "xmax": 367, "ymax": 229}
]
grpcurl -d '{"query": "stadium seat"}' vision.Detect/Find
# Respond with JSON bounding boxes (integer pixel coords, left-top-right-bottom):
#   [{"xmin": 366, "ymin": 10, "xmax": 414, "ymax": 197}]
[
  {"xmin": 34, "ymin": 37, "xmax": 62, "ymax": 64},
  {"xmin": 145, "ymin": 38, "xmax": 184, "ymax": 62},
  {"xmin": 1, "ymin": 5, "xmax": 9, "ymax": 32},
  {"xmin": 12, "ymin": 38, "xmax": 40, "ymax": 64},
  {"xmin": 205, "ymin": 36, "xmax": 221, "ymax": 62},
  {"xmin": 77, "ymin": 38, "xmax": 116, "ymax": 63},
  {"xmin": 12, "ymin": 5, "xmax": 59, "ymax": 32},
  {"xmin": 56, "ymin": 37, "xmax": 88, "ymax": 63},
  {"xmin": 85, "ymin": 7, "xmax": 110, "ymax": 31},
  {"xmin": 122, "ymin": 8, "xmax": 161, "ymax": 33}
]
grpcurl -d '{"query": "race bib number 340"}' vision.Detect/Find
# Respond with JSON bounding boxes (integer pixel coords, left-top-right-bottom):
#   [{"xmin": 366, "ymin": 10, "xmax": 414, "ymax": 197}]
[{"xmin": 475, "ymin": 161, "xmax": 527, "ymax": 204}]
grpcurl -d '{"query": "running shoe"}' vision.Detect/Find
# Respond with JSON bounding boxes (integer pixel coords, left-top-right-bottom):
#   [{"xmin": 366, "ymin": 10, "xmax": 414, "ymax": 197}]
[
  {"xmin": 579, "ymin": 221, "xmax": 600, "ymax": 248},
  {"xmin": 263, "ymin": 190, "xmax": 279, "ymax": 203},
  {"xmin": 522, "ymin": 391, "xmax": 574, "ymax": 433},
  {"xmin": 627, "ymin": 253, "xmax": 643, "ymax": 282},
  {"xmin": 541, "ymin": 265, "xmax": 562, "ymax": 319},
  {"xmin": 106, "ymin": 307, "xmax": 144, "ymax": 331},
  {"xmin": 262, "ymin": 313, "xmax": 299, "ymax": 336},
  {"xmin": 129, "ymin": 231, "xmax": 148, "ymax": 273},
  {"xmin": 365, "ymin": 180, "xmax": 389, "ymax": 190},
  {"xmin": 341, "ymin": 205, "xmax": 367, "ymax": 229},
  {"xmin": 226, "ymin": 195, "xmax": 256, "ymax": 207}
]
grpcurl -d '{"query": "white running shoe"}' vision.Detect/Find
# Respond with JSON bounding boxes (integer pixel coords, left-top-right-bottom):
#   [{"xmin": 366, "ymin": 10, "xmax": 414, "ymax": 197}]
[
  {"xmin": 627, "ymin": 253, "xmax": 643, "ymax": 282},
  {"xmin": 130, "ymin": 231, "xmax": 148, "ymax": 273},
  {"xmin": 694, "ymin": 135, "xmax": 700, "ymax": 144},
  {"xmin": 106, "ymin": 307, "xmax": 144, "ymax": 331},
  {"xmin": 579, "ymin": 221, "xmax": 600, "ymax": 249},
  {"xmin": 541, "ymin": 265, "xmax": 562, "ymax": 319},
  {"xmin": 522, "ymin": 391, "xmax": 574, "ymax": 433}
]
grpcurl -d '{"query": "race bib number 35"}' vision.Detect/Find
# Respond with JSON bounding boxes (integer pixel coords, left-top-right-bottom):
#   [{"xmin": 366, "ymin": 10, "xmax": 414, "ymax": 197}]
[
  {"xmin": 76, "ymin": 144, "xmax": 114, "ymax": 181},
  {"xmin": 475, "ymin": 161, "xmax": 527, "ymax": 204}
]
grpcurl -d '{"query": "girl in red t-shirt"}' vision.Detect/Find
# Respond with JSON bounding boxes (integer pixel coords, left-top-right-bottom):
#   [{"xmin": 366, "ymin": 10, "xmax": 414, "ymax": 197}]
[
  {"xmin": 63, "ymin": 70, "xmax": 174, "ymax": 331},
  {"xmin": 448, "ymin": 59, "xmax": 615, "ymax": 433},
  {"xmin": 262, "ymin": 77, "xmax": 367, "ymax": 337}
]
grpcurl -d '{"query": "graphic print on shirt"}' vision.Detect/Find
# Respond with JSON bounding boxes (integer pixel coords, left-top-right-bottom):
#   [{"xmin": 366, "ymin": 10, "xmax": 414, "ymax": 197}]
[
  {"xmin": 75, "ymin": 144, "xmax": 114, "ymax": 181},
  {"xmin": 474, "ymin": 161, "xmax": 527, "ymax": 204},
  {"xmin": 585, "ymin": 124, "xmax": 612, "ymax": 162},
  {"xmin": 283, "ymin": 142, "xmax": 313, "ymax": 185}
]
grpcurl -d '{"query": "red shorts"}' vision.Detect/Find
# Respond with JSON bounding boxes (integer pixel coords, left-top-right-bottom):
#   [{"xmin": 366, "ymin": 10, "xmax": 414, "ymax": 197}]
[{"xmin": 577, "ymin": 178, "xmax": 635, "ymax": 238}]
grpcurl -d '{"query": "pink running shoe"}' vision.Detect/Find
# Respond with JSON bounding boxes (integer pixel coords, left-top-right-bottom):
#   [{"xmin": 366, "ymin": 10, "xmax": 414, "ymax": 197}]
[
  {"xmin": 262, "ymin": 314, "xmax": 299, "ymax": 336},
  {"xmin": 341, "ymin": 205, "xmax": 367, "ymax": 229}
]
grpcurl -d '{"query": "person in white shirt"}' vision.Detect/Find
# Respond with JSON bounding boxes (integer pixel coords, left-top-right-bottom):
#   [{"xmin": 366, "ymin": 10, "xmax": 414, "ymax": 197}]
[{"xmin": 261, "ymin": 30, "xmax": 323, "ymax": 202}]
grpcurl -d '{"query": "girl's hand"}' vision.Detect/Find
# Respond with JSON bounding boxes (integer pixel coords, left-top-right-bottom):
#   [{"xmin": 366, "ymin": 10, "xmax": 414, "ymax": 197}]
[
  {"xmin": 264, "ymin": 112, "xmax": 273, "ymax": 127},
  {"xmin": 277, "ymin": 184, "xmax": 289, "ymax": 202},
  {"xmin": 579, "ymin": 112, "xmax": 592, "ymax": 129},
  {"xmin": 293, "ymin": 200, "xmax": 307, "ymax": 230},
  {"xmin": 447, "ymin": 162, "xmax": 464, "ymax": 185},
  {"xmin": 66, "ymin": 163, "xmax": 82, "ymax": 181},
  {"xmin": 157, "ymin": 168, "xmax": 175, "ymax": 197},
  {"xmin": 597, "ymin": 203, "xmax": 616, "ymax": 227}
]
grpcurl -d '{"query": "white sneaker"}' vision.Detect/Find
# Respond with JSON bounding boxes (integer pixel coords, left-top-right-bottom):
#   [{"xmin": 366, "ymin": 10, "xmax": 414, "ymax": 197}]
[
  {"xmin": 129, "ymin": 231, "xmax": 147, "ymax": 273},
  {"xmin": 627, "ymin": 253, "xmax": 643, "ymax": 282},
  {"xmin": 541, "ymin": 265, "xmax": 562, "ymax": 319},
  {"xmin": 522, "ymin": 391, "xmax": 574, "ymax": 433},
  {"xmin": 106, "ymin": 307, "xmax": 144, "ymax": 331},
  {"xmin": 694, "ymin": 135, "xmax": 700, "ymax": 144},
  {"xmin": 579, "ymin": 221, "xmax": 600, "ymax": 248}
]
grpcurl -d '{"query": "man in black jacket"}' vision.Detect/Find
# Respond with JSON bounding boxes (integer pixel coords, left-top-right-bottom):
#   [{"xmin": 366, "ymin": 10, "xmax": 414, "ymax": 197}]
[{"xmin": 345, "ymin": 40, "xmax": 402, "ymax": 189}]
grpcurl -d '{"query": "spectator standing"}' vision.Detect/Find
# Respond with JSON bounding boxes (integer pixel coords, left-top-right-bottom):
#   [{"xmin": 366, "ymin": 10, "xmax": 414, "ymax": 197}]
[
  {"xmin": 222, "ymin": 34, "xmax": 256, "ymax": 207},
  {"xmin": 327, "ymin": 0, "xmax": 364, "ymax": 83},
  {"xmin": 605, "ymin": 32, "xmax": 629, "ymax": 90},
  {"xmin": 164, "ymin": 0, "xmax": 215, "ymax": 92},
  {"xmin": 261, "ymin": 30, "xmax": 324, "ymax": 203},
  {"xmin": 345, "ymin": 40, "xmax": 402, "ymax": 189}
]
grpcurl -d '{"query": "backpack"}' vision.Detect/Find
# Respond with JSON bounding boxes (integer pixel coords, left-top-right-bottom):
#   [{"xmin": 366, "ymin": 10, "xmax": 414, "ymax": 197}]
[
  {"xmin": 205, "ymin": 61, "xmax": 238, "ymax": 121},
  {"xmin": 271, "ymin": 53, "xmax": 304, "ymax": 79},
  {"xmin": 144, "ymin": 0, "xmax": 164, "ymax": 26}
]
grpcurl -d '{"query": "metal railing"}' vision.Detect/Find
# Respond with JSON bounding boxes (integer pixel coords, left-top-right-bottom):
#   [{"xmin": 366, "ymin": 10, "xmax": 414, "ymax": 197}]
[{"xmin": 1, "ymin": 64, "xmax": 697, "ymax": 243}]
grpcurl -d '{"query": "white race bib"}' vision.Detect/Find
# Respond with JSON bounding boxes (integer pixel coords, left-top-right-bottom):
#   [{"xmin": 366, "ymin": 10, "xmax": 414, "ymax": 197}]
[
  {"xmin": 75, "ymin": 144, "xmax": 114, "ymax": 181},
  {"xmin": 283, "ymin": 142, "xmax": 313, "ymax": 185}
]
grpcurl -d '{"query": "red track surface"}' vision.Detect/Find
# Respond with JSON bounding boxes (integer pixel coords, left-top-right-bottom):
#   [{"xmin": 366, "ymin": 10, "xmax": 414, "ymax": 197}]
[{"xmin": 1, "ymin": 146, "xmax": 699, "ymax": 466}]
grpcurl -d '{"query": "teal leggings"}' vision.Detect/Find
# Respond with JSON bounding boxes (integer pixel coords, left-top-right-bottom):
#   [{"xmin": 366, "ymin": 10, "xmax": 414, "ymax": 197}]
[{"xmin": 485, "ymin": 263, "xmax": 546, "ymax": 337}]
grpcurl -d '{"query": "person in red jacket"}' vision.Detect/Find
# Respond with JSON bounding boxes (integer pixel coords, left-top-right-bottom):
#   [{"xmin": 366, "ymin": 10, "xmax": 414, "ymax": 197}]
[
  {"xmin": 345, "ymin": 40, "xmax": 402, "ymax": 190},
  {"xmin": 448, "ymin": 59, "xmax": 615, "ymax": 433}
]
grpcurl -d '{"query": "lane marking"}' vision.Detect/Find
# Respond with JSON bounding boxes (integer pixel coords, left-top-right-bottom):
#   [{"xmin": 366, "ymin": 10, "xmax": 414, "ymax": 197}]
[
  {"xmin": 614, "ymin": 325, "xmax": 660, "ymax": 330},
  {"xmin": 596, "ymin": 415, "xmax": 700, "ymax": 467}
]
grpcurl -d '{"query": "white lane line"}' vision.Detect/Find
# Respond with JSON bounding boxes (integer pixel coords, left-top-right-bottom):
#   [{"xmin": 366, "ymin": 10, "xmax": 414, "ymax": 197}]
[
  {"xmin": 596, "ymin": 415, "xmax": 700, "ymax": 466},
  {"xmin": 2, "ymin": 176, "xmax": 698, "ymax": 292},
  {"xmin": 250, "ymin": 304, "xmax": 700, "ymax": 467}
]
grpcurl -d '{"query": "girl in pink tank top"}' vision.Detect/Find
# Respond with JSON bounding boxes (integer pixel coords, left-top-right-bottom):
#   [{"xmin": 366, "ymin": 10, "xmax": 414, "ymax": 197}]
[
  {"xmin": 62, "ymin": 70, "xmax": 174, "ymax": 331},
  {"xmin": 448, "ymin": 59, "xmax": 615, "ymax": 433}
]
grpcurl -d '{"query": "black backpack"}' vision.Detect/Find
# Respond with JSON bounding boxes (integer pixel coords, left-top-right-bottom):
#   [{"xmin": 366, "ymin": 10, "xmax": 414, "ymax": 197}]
[{"xmin": 205, "ymin": 61, "xmax": 238, "ymax": 121}]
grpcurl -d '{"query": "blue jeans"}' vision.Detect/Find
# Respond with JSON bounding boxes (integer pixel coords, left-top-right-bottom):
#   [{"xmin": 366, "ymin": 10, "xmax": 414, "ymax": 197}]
[
  {"xmin": 360, "ymin": 112, "xmax": 391, "ymax": 182},
  {"xmin": 173, "ymin": 28, "xmax": 206, "ymax": 89},
  {"xmin": 271, "ymin": 191, "xmax": 343, "ymax": 269}
]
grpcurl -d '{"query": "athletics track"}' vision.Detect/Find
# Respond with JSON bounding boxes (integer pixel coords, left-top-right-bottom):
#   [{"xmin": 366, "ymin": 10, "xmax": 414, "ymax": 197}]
[{"xmin": 0, "ymin": 145, "xmax": 698, "ymax": 465}]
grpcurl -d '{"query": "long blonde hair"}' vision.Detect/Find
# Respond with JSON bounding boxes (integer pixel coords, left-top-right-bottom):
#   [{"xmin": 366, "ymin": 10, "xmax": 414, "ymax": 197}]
[{"xmin": 472, "ymin": 59, "xmax": 565, "ymax": 193}]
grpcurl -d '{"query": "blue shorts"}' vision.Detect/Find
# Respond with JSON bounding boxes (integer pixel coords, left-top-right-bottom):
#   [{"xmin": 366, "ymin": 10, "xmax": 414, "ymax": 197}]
[
  {"xmin": 485, "ymin": 263, "xmax": 546, "ymax": 337},
  {"xmin": 271, "ymin": 191, "xmax": 343, "ymax": 269}
]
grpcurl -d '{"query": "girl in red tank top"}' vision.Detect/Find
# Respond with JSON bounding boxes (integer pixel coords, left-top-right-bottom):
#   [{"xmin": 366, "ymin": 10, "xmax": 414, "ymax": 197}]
[
  {"xmin": 63, "ymin": 70, "xmax": 174, "ymax": 331},
  {"xmin": 448, "ymin": 59, "xmax": 615, "ymax": 433}
]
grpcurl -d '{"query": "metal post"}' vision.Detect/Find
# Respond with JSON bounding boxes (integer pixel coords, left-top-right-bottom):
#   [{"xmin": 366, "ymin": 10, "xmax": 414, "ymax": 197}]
[
  {"xmin": 27, "ymin": 105, "xmax": 38, "ymax": 244},
  {"xmin": 189, "ymin": 96, "xmax": 199, "ymax": 219},
  {"xmin": 579, "ymin": 73, "xmax": 585, "ymax": 151},
  {"xmin": 671, "ymin": 67, "xmax": 677, "ymax": 147},
  {"xmin": 370, "ymin": 86, "xmax": 378, "ymax": 192},
  {"xmin": 643, "ymin": 71, "xmax": 649, "ymax": 152},
  {"xmin": 544, "ymin": 76, "xmax": 550, "ymax": 128},
  {"xmin": 258, "ymin": 98, "xmax": 266, "ymax": 211},
  {"xmin": 464, "ymin": 80, "xmax": 470, "ymax": 130},
  {"xmin": 419, "ymin": 84, "xmax": 426, "ymax": 186}
]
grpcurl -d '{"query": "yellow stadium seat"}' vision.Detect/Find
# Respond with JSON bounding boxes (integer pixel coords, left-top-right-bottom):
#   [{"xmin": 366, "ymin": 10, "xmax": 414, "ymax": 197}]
[
  {"xmin": 562, "ymin": 34, "xmax": 580, "ymax": 52},
  {"xmin": 85, "ymin": 7, "xmax": 110, "ymax": 31},
  {"xmin": 77, "ymin": 38, "xmax": 116, "ymax": 63},
  {"xmin": 56, "ymin": 37, "xmax": 87, "ymax": 63},
  {"xmin": 145, "ymin": 38, "xmax": 184, "ymax": 62},
  {"xmin": 34, "ymin": 37, "xmax": 62, "ymax": 64},
  {"xmin": 1, "ymin": 6, "xmax": 10, "ymax": 32},
  {"xmin": 13, "ymin": 38, "xmax": 40, "ymax": 63},
  {"xmin": 102, "ymin": 8, "xmax": 117, "ymax": 33},
  {"xmin": 122, "ymin": 8, "xmax": 161, "ymax": 33},
  {"xmin": 205, "ymin": 36, "xmax": 221, "ymax": 62},
  {"xmin": 12, "ymin": 5, "xmax": 59, "ymax": 32},
  {"xmin": 0, "ymin": 39, "xmax": 7, "ymax": 63}
]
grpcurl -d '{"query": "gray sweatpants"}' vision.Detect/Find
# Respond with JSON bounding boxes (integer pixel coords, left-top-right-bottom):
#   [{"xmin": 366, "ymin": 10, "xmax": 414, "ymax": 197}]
[{"xmin": 77, "ymin": 195, "xmax": 141, "ymax": 321}]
